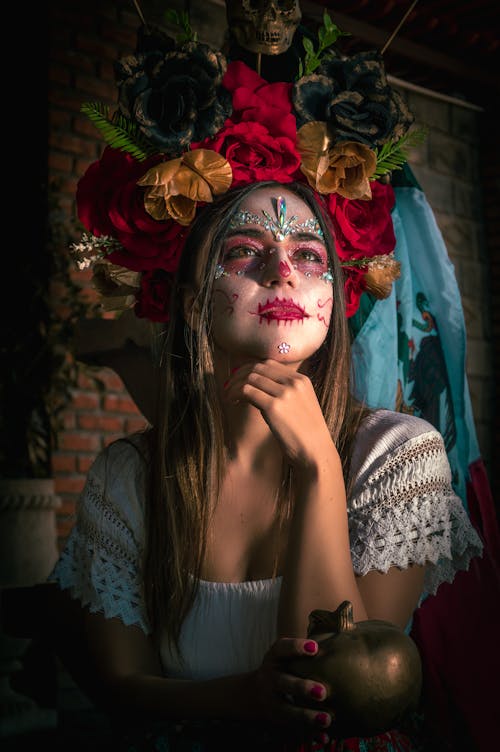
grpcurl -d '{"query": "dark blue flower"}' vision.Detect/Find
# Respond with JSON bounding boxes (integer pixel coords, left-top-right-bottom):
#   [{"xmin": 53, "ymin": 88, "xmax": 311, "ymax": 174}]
[
  {"xmin": 293, "ymin": 50, "xmax": 413, "ymax": 147},
  {"xmin": 115, "ymin": 42, "xmax": 232, "ymax": 157}
]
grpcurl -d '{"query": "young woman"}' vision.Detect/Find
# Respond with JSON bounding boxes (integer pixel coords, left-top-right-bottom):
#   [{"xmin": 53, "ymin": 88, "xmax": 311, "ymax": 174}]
[{"xmin": 49, "ymin": 180, "xmax": 482, "ymax": 751}]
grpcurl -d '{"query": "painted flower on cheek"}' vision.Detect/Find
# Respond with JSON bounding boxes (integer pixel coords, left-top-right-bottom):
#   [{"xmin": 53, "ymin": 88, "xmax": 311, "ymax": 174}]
[{"xmin": 316, "ymin": 292, "xmax": 334, "ymax": 329}]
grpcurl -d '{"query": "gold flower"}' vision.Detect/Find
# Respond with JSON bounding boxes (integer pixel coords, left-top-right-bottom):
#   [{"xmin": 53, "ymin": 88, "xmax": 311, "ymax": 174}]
[
  {"xmin": 137, "ymin": 149, "xmax": 233, "ymax": 225},
  {"xmin": 297, "ymin": 121, "xmax": 377, "ymax": 200},
  {"xmin": 92, "ymin": 259, "xmax": 141, "ymax": 312},
  {"xmin": 363, "ymin": 255, "xmax": 401, "ymax": 299}
]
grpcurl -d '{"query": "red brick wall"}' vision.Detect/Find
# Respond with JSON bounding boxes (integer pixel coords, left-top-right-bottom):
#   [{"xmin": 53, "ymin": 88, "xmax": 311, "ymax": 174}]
[{"xmin": 48, "ymin": 1, "xmax": 149, "ymax": 546}]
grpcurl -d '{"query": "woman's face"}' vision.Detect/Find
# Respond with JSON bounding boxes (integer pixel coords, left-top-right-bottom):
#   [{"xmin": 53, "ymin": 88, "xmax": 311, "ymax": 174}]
[{"xmin": 210, "ymin": 186, "xmax": 334, "ymax": 366}]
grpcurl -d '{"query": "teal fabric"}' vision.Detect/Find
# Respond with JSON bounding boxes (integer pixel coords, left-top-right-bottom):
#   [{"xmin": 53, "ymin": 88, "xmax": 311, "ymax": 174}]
[{"xmin": 350, "ymin": 181, "xmax": 480, "ymax": 511}]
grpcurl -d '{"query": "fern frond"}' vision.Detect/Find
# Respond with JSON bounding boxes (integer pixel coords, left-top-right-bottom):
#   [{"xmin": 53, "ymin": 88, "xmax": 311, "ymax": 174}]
[
  {"xmin": 372, "ymin": 127, "xmax": 427, "ymax": 179},
  {"xmin": 81, "ymin": 102, "xmax": 160, "ymax": 162}
]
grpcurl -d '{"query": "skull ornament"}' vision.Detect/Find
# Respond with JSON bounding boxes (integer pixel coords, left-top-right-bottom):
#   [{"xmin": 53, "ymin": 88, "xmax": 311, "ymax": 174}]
[{"xmin": 226, "ymin": 0, "xmax": 302, "ymax": 55}]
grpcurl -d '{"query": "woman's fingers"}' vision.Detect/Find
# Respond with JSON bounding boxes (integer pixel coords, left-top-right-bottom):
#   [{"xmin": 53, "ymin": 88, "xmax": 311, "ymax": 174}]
[
  {"xmin": 267, "ymin": 637, "xmax": 319, "ymax": 660},
  {"xmin": 222, "ymin": 359, "xmax": 336, "ymax": 468},
  {"xmin": 274, "ymin": 697, "xmax": 333, "ymax": 730},
  {"xmin": 224, "ymin": 363, "xmax": 310, "ymax": 406},
  {"xmin": 274, "ymin": 672, "xmax": 328, "ymax": 704},
  {"xmin": 224, "ymin": 359, "xmax": 298, "ymax": 391}
]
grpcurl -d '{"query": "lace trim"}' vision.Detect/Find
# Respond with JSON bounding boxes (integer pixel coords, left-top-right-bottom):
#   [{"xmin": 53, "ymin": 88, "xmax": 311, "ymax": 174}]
[
  {"xmin": 349, "ymin": 432, "xmax": 483, "ymax": 594},
  {"xmin": 49, "ymin": 474, "xmax": 150, "ymax": 634},
  {"xmin": 49, "ymin": 429, "xmax": 484, "ymax": 632},
  {"xmin": 350, "ymin": 432, "xmax": 451, "ymax": 510}
]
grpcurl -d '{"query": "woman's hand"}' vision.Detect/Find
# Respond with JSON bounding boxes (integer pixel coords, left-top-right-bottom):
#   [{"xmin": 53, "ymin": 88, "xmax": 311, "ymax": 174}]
[
  {"xmin": 224, "ymin": 359, "xmax": 337, "ymax": 470},
  {"xmin": 246, "ymin": 636, "xmax": 332, "ymax": 743}
]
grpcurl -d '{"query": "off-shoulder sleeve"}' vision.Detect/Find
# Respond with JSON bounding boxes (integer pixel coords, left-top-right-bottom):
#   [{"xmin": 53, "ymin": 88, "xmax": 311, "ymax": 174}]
[
  {"xmin": 348, "ymin": 411, "xmax": 483, "ymax": 597},
  {"xmin": 48, "ymin": 434, "xmax": 151, "ymax": 633}
]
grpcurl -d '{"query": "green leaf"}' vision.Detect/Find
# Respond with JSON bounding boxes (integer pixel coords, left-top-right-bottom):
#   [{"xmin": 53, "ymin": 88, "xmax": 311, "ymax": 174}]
[
  {"xmin": 164, "ymin": 9, "xmax": 179, "ymax": 25},
  {"xmin": 300, "ymin": 12, "xmax": 350, "ymax": 76},
  {"xmin": 80, "ymin": 102, "xmax": 159, "ymax": 161},
  {"xmin": 303, "ymin": 37, "xmax": 314, "ymax": 54},
  {"xmin": 372, "ymin": 127, "xmax": 428, "ymax": 179},
  {"xmin": 164, "ymin": 6, "xmax": 196, "ymax": 43},
  {"xmin": 323, "ymin": 11, "xmax": 334, "ymax": 31}
]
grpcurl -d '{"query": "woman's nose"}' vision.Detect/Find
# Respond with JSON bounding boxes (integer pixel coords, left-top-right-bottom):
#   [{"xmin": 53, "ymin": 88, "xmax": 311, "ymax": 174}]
[{"xmin": 260, "ymin": 248, "xmax": 299, "ymax": 288}]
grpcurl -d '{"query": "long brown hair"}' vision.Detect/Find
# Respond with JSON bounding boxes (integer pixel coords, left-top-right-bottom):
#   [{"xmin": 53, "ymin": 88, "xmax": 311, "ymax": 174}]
[{"xmin": 143, "ymin": 181, "xmax": 367, "ymax": 654}]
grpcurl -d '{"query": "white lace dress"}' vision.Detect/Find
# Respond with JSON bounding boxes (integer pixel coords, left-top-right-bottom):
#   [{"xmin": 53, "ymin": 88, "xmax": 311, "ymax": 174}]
[{"xmin": 49, "ymin": 409, "xmax": 482, "ymax": 681}]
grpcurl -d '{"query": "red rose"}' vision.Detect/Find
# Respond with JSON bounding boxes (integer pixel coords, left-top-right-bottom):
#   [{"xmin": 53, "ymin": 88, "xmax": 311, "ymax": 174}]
[
  {"xmin": 135, "ymin": 269, "xmax": 173, "ymax": 322},
  {"xmin": 328, "ymin": 181, "xmax": 396, "ymax": 262},
  {"xmin": 343, "ymin": 267, "xmax": 367, "ymax": 318},
  {"xmin": 195, "ymin": 61, "xmax": 300, "ymax": 186},
  {"xmin": 76, "ymin": 147, "xmax": 187, "ymax": 272}
]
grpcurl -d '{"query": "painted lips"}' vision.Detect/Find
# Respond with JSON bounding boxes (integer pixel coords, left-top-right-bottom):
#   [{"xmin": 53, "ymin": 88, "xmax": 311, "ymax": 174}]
[{"xmin": 253, "ymin": 297, "xmax": 309, "ymax": 323}]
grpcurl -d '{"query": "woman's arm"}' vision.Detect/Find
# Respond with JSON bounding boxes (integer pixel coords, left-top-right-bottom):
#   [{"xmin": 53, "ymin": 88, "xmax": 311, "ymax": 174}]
[
  {"xmin": 52, "ymin": 589, "xmax": 332, "ymax": 730},
  {"xmin": 356, "ymin": 564, "xmax": 426, "ymax": 628},
  {"xmin": 278, "ymin": 456, "xmax": 368, "ymax": 635},
  {"xmin": 225, "ymin": 360, "xmax": 426, "ymax": 636},
  {"xmin": 281, "ymin": 465, "xmax": 426, "ymax": 632}
]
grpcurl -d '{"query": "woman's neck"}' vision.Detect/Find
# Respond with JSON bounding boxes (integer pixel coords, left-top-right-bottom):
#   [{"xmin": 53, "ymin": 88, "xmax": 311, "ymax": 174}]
[{"xmin": 222, "ymin": 401, "xmax": 279, "ymax": 467}]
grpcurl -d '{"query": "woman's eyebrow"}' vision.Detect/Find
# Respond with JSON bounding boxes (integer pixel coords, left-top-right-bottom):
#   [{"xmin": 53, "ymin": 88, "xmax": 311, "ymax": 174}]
[
  {"xmin": 224, "ymin": 228, "xmax": 325, "ymax": 243},
  {"xmin": 292, "ymin": 232, "xmax": 326, "ymax": 243},
  {"xmin": 224, "ymin": 227, "xmax": 264, "ymax": 239}
]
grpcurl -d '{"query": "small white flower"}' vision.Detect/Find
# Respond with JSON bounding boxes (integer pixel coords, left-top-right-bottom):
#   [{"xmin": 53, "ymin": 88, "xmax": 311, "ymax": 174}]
[{"xmin": 278, "ymin": 342, "xmax": 291, "ymax": 354}]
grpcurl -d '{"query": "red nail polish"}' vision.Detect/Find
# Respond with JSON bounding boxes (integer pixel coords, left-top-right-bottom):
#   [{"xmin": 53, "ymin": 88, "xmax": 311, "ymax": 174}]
[
  {"xmin": 223, "ymin": 379, "xmax": 229, "ymax": 389},
  {"xmin": 315, "ymin": 712, "xmax": 330, "ymax": 727},
  {"xmin": 310, "ymin": 684, "xmax": 324, "ymax": 700},
  {"xmin": 304, "ymin": 640, "xmax": 317, "ymax": 654}
]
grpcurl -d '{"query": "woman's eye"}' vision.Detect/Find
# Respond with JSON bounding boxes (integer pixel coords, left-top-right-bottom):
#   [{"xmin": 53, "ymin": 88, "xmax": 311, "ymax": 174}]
[
  {"xmin": 295, "ymin": 249, "xmax": 323, "ymax": 263},
  {"xmin": 223, "ymin": 246, "xmax": 259, "ymax": 260}
]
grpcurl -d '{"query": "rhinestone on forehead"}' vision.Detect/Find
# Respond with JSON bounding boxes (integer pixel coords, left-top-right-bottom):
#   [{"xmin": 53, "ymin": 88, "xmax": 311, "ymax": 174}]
[{"xmin": 228, "ymin": 194, "xmax": 324, "ymax": 241}]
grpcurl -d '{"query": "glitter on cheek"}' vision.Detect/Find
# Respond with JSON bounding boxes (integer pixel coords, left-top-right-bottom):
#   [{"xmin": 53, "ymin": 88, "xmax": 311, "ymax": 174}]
[
  {"xmin": 214, "ymin": 263, "xmax": 230, "ymax": 280},
  {"xmin": 320, "ymin": 270, "xmax": 334, "ymax": 284},
  {"xmin": 221, "ymin": 256, "xmax": 261, "ymax": 277}
]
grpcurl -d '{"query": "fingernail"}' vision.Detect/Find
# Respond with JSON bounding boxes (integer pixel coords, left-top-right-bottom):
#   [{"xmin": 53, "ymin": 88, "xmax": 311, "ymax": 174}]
[
  {"xmin": 304, "ymin": 640, "xmax": 317, "ymax": 654},
  {"xmin": 315, "ymin": 712, "xmax": 330, "ymax": 727},
  {"xmin": 310, "ymin": 684, "xmax": 324, "ymax": 700},
  {"xmin": 223, "ymin": 379, "xmax": 229, "ymax": 389},
  {"xmin": 230, "ymin": 366, "xmax": 240, "ymax": 374}
]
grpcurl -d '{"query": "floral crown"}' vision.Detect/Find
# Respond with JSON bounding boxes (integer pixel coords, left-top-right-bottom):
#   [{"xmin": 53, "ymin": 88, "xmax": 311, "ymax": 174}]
[{"xmin": 71, "ymin": 7, "xmax": 425, "ymax": 322}]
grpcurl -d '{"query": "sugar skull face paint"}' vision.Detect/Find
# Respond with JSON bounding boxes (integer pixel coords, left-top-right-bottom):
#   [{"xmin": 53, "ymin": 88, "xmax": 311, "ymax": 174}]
[
  {"xmin": 211, "ymin": 186, "xmax": 334, "ymax": 365},
  {"xmin": 279, "ymin": 260, "xmax": 291, "ymax": 277},
  {"xmin": 228, "ymin": 194, "xmax": 324, "ymax": 242},
  {"xmin": 218, "ymin": 194, "xmax": 331, "ymax": 282}
]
